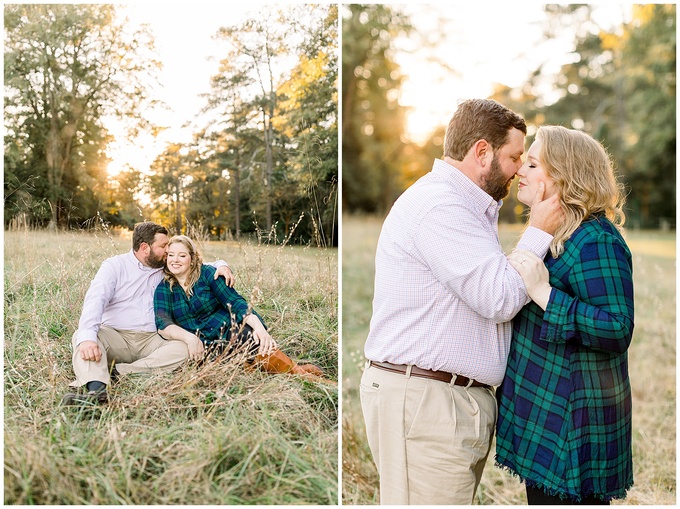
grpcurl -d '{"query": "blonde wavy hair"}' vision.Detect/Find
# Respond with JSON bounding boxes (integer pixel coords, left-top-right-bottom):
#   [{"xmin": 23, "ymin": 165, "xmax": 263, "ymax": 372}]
[
  {"xmin": 164, "ymin": 235, "xmax": 203, "ymax": 296},
  {"xmin": 536, "ymin": 125, "xmax": 626, "ymax": 258}
]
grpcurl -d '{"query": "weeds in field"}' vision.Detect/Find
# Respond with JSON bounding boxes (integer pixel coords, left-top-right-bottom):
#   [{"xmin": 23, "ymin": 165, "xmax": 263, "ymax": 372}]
[
  {"xmin": 341, "ymin": 216, "xmax": 676, "ymax": 505},
  {"xmin": 4, "ymin": 227, "xmax": 338, "ymax": 504}
]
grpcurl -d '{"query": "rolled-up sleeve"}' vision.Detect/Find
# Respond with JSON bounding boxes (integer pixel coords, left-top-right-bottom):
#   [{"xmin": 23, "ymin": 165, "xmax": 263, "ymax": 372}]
[
  {"xmin": 540, "ymin": 234, "xmax": 634, "ymax": 354},
  {"xmin": 210, "ymin": 277, "xmax": 250, "ymax": 323}
]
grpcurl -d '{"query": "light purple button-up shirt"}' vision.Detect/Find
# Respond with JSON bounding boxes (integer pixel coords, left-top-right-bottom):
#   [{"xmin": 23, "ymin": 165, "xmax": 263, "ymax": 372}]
[
  {"xmin": 76, "ymin": 250, "xmax": 225, "ymax": 345},
  {"xmin": 364, "ymin": 159, "xmax": 552, "ymax": 386}
]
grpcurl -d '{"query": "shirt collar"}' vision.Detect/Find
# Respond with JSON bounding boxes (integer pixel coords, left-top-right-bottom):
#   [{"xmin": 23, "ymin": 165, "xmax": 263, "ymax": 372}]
[{"xmin": 432, "ymin": 158, "xmax": 501, "ymax": 218}]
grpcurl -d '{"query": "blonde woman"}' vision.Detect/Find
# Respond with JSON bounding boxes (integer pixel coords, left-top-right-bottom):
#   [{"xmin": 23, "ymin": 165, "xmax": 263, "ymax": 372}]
[
  {"xmin": 153, "ymin": 235, "xmax": 325, "ymax": 378},
  {"xmin": 495, "ymin": 126, "xmax": 634, "ymax": 504}
]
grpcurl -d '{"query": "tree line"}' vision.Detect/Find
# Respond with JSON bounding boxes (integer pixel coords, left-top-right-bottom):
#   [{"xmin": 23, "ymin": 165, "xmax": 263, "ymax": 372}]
[
  {"xmin": 4, "ymin": 4, "xmax": 338, "ymax": 246},
  {"xmin": 342, "ymin": 4, "xmax": 676, "ymax": 229}
]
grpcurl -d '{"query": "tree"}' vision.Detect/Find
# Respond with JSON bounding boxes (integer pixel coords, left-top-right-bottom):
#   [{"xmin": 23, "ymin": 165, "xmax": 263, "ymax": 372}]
[
  {"xmin": 341, "ymin": 4, "xmax": 412, "ymax": 215},
  {"xmin": 214, "ymin": 7, "xmax": 293, "ymax": 231},
  {"xmin": 4, "ymin": 4, "xmax": 160, "ymax": 228},
  {"xmin": 523, "ymin": 5, "xmax": 676, "ymax": 228},
  {"xmin": 205, "ymin": 5, "xmax": 338, "ymax": 244},
  {"xmin": 204, "ymin": 60, "xmax": 261, "ymax": 240},
  {"xmin": 277, "ymin": 4, "xmax": 338, "ymax": 246},
  {"xmin": 619, "ymin": 5, "xmax": 675, "ymax": 227},
  {"xmin": 148, "ymin": 143, "xmax": 191, "ymax": 233},
  {"xmin": 100, "ymin": 166, "xmax": 147, "ymax": 229}
]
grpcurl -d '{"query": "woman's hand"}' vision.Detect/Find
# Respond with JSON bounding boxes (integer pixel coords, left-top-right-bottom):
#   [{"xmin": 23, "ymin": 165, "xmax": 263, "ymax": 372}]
[
  {"xmin": 185, "ymin": 334, "xmax": 205, "ymax": 361},
  {"xmin": 508, "ymin": 249, "xmax": 552, "ymax": 310},
  {"xmin": 244, "ymin": 314, "xmax": 277, "ymax": 356},
  {"xmin": 159, "ymin": 324, "xmax": 205, "ymax": 361},
  {"xmin": 252, "ymin": 326, "xmax": 277, "ymax": 356}
]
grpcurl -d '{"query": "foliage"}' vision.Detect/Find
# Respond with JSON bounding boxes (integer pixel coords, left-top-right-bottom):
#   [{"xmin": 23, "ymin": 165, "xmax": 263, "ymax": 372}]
[
  {"xmin": 343, "ymin": 6, "xmax": 675, "ymax": 229},
  {"xmin": 4, "ymin": 4, "xmax": 160, "ymax": 229},
  {"xmin": 491, "ymin": 4, "xmax": 676, "ymax": 228},
  {"xmin": 5, "ymin": 5, "xmax": 339, "ymax": 247},
  {"xmin": 341, "ymin": 4, "xmax": 412, "ymax": 215},
  {"xmin": 4, "ymin": 229, "xmax": 338, "ymax": 504},
  {"xmin": 151, "ymin": 4, "xmax": 339, "ymax": 245}
]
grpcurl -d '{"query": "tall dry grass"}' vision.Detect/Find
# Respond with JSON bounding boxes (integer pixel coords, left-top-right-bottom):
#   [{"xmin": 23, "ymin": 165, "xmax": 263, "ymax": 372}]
[
  {"xmin": 4, "ymin": 227, "xmax": 338, "ymax": 504},
  {"xmin": 341, "ymin": 215, "xmax": 676, "ymax": 505}
]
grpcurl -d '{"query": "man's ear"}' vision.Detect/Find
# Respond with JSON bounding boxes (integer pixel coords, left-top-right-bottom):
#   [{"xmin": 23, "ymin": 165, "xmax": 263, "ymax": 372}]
[{"xmin": 473, "ymin": 139, "xmax": 492, "ymax": 167}]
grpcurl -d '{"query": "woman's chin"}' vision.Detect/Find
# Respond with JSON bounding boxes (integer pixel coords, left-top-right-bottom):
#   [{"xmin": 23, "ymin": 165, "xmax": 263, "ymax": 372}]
[{"xmin": 516, "ymin": 192, "xmax": 531, "ymax": 207}]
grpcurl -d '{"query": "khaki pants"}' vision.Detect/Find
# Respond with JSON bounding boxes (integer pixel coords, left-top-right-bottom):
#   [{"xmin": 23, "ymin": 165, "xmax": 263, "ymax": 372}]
[
  {"xmin": 360, "ymin": 362, "xmax": 497, "ymax": 505},
  {"xmin": 69, "ymin": 326, "xmax": 189, "ymax": 387}
]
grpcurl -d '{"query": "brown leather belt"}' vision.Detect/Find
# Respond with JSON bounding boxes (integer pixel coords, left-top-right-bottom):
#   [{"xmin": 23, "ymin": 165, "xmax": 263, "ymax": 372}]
[{"xmin": 368, "ymin": 360, "xmax": 490, "ymax": 388}]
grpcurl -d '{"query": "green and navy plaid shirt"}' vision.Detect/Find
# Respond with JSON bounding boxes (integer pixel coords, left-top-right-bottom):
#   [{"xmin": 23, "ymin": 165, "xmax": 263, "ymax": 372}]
[
  {"xmin": 154, "ymin": 265, "xmax": 264, "ymax": 343},
  {"xmin": 495, "ymin": 216, "xmax": 634, "ymax": 502}
]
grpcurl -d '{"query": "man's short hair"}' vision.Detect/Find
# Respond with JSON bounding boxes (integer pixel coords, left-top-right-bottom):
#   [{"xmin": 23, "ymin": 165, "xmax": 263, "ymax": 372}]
[
  {"xmin": 443, "ymin": 99, "xmax": 527, "ymax": 160},
  {"xmin": 132, "ymin": 222, "xmax": 168, "ymax": 252}
]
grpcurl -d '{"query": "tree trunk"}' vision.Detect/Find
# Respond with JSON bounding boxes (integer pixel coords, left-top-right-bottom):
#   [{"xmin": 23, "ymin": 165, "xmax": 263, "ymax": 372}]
[
  {"xmin": 232, "ymin": 156, "xmax": 241, "ymax": 240},
  {"xmin": 263, "ymin": 110, "xmax": 274, "ymax": 231}
]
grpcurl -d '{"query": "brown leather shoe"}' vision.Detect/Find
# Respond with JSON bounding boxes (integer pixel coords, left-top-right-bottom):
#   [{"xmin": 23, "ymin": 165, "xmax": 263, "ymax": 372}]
[
  {"xmin": 293, "ymin": 363, "xmax": 324, "ymax": 377},
  {"xmin": 256, "ymin": 349, "xmax": 334, "ymax": 383}
]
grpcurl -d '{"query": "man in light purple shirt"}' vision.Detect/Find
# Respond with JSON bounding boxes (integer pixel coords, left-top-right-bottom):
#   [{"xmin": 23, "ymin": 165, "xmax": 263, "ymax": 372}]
[
  {"xmin": 61, "ymin": 221, "xmax": 233, "ymax": 406},
  {"xmin": 360, "ymin": 99, "xmax": 563, "ymax": 504}
]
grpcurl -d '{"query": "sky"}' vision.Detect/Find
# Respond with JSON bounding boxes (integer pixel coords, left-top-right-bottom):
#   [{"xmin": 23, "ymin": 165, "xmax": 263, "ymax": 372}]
[
  {"xmin": 105, "ymin": 3, "xmax": 255, "ymax": 176},
  {"xmin": 106, "ymin": 2, "xmax": 631, "ymax": 174},
  {"xmin": 392, "ymin": 3, "xmax": 632, "ymax": 144}
]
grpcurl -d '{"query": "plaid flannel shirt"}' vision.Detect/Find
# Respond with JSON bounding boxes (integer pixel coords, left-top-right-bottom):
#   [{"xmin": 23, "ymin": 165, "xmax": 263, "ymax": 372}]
[
  {"xmin": 154, "ymin": 265, "xmax": 263, "ymax": 343},
  {"xmin": 495, "ymin": 217, "xmax": 635, "ymax": 502}
]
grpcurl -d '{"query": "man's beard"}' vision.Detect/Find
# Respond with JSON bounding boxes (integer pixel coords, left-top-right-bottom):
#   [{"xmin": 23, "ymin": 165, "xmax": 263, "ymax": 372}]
[
  {"xmin": 483, "ymin": 154, "xmax": 513, "ymax": 202},
  {"xmin": 146, "ymin": 251, "xmax": 166, "ymax": 269}
]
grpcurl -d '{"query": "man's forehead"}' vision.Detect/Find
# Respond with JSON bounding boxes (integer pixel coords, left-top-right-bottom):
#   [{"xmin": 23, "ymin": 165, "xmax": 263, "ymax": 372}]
[{"xmin": 503, "ymin": 128, "xmax": 526, "ymax": 154}]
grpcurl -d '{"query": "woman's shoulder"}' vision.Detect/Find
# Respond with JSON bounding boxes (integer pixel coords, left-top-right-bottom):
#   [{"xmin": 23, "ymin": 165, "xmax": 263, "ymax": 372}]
[
  {"xmin": 197, "ymin": 264, "xmax": 219, "ymax": 287},
  {"xmin": 567, "ymin": 216, "xmax": 631, "ymax": 255},
  {"xmin": 200, "ymin": 264, "xmax": 217, "ymax": 277},
  {"xmin": 154, "ymin": 277, "xmax": 172, "ymax": 295}
]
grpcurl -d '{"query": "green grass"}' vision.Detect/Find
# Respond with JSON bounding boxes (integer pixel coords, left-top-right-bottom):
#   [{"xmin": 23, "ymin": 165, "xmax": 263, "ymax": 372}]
[
  {"xmin": 4, "ymin": 228, "xmax": 338, "ymax": 505},
  {"xmin": 341, "ymin": 215, "xmax": 676, "ymax": 505}
]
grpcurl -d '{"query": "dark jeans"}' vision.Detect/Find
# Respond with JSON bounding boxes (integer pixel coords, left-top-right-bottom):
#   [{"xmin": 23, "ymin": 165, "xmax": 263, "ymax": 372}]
[
  {"xmin": 203, "ymin": 324, "xmax": 260, "ymax": 361},
  {"xmin": 526, "ymin": 486, "xmax": 610, "ymax": 505}
]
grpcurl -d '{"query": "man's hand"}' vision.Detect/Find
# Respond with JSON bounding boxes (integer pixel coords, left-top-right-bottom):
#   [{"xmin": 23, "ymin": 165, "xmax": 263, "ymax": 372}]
[
  {"xmin": 79, "ymin": 340, "xmax": 102, "ymax": 362},
  {"xmin": 214, "ymin": 265, "xmax": 235, "ymax": 287},
  {"xmin": 528, "ymin": 182, "xmax": 564, "ymax": 235}
]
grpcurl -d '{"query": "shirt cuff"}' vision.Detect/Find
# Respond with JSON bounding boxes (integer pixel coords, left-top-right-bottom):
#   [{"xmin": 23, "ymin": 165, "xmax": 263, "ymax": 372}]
[
  {"xmin": 540, "ymin": 288, "xmax": 571, "ymax": 343},
  {"xmin": 515, "ymin": 226, "xmax": 553, "ymax": 259},
  {"xmin": 75, "ymin": 330, "xmax": 97, "ymax": 346}
]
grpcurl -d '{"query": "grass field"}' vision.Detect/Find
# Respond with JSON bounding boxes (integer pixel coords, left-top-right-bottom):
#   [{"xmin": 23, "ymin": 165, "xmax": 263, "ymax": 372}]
[
  {"xmin": 341, "ymin": 214, "xmax": 676, "ymax": 505},
  {"xmin": 4, "ymin": 227, "xmax": 338, "ymax": 505}
]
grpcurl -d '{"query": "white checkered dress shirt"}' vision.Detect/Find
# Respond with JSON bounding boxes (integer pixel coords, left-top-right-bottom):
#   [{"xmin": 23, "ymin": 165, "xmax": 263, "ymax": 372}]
[{"xmin": 364, "ymin": 159, "xmax": 552, "ymax": 386}]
